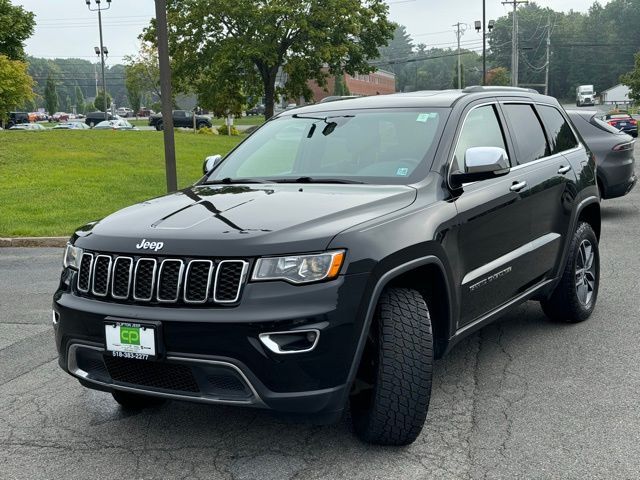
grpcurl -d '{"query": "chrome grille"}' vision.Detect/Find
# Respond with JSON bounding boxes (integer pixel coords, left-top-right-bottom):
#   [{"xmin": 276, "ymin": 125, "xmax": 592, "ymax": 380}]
[
  {"xmin": 76, "ymin": 252, "xmax": 247, "ymax": 305},
  {"xmin": 184, "ymin": 260, "xmax": 213, "ymax": 304}
]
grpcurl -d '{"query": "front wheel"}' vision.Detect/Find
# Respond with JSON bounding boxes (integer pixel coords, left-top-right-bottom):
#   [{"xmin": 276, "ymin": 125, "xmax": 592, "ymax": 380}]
[
  {"xmin": 155, "ymin": 121, "xmax": 164, "ymax": 131},
  {"xmin": 541, "ymin": 222, "xmax": 599, "ymax": 323},
  {"xmin": 350, "ymin": 287, "xmax": 433, "ymax": 446}
]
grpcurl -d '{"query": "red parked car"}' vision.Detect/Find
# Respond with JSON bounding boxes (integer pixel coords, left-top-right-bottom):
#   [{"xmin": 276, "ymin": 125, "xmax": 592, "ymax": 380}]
[{"xmin": 602, "ymin": 113, "xmax": 638, "ymax": 137}]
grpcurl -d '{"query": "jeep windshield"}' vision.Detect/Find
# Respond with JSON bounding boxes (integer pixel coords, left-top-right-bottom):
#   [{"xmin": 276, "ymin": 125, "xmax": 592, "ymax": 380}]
[{"xmin": 205, "ymin": 108, "xmax": 449, "ymax": 185}]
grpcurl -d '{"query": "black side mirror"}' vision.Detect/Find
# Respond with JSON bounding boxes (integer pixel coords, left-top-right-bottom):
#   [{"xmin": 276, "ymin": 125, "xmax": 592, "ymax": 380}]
[
  {"xmin": 450, "ymin": 147, "xmax": 510, "ymax": 186},
  {"xmin": 203, "ymin": 154, "xmax": 222, "ymax": 175}
]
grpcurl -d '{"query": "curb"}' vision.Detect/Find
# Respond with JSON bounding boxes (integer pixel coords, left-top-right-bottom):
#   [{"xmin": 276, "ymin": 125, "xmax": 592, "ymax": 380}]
[{"xmin": 0, "ymin": 237, "xmax": 68, "ymax": 248}]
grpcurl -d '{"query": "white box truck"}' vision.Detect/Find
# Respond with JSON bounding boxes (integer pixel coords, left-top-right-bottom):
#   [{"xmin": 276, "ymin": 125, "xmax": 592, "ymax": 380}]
[{"xmin": 576, "ymin": 85, "xmax": 596, "ymax": 107}]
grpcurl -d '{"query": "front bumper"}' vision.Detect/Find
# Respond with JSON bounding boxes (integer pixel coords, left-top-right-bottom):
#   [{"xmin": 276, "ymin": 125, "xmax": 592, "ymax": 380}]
[{"xmin": 53, "ymin": 271, "xmax": 370, "ymax": 418}]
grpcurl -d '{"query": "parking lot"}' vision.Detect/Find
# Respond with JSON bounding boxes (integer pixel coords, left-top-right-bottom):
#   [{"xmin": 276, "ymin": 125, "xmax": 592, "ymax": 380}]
[{"xmin": 1, "ymin": 147, "xmax": 639, "ymax": 480}]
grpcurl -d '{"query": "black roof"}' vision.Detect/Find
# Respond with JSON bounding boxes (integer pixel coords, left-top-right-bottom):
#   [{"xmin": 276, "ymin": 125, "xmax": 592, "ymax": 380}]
[{"xmin": 283, "ymin": 87, "xmax": 554, "ymax": 116}]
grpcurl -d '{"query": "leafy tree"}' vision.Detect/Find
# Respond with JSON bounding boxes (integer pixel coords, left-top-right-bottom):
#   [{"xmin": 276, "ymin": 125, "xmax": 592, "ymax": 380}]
[
  {"xmin": 486, "ymin": 67, "xmax": 510, "ymax": 86},
  {"xmin": 0, "ymin": 55, "xmax": 34, "ymax": 123},
  {"xmin": 124, "ymin": 43, "xmax": 161, "ymax": 101},
  {"xmin": 85, "ymin": 101, "xmax": 96, "ymax": 113},
  {"xmin": 621, "ymin": 52, "xmax": 640, "ymax": 103},
  {"xmin": 126, "ymin": 84, "xmax": 142, "ymax": 114},
  {"xmin": 144, "ymin": 0, "xmax": 394, "ymax": 119},
  {"xmin": 94, "ymin": 91, "xmax": 111, "ymax": 111},
  {"xmin": 44, "ymin": 74, "xmax": 58, "ymax": 115},
  {"xmin": 377, "ymin": 24, "xmax": 413, "ymax": 91},
  {"xmin": 74, "ymin": 85, "xmax": 85, "ymax": 114},
  {"xmin": 333, "ymin": 74, "xmax": 350, "ymax": 96},
  {"xmin": 0, "ymin": 0, "xmax": 35, "ymax": 60}
]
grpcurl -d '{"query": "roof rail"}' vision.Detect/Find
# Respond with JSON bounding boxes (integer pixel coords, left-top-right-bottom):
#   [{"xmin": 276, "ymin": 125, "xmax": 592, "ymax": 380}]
[{"xmin": 462, "ymin": 85, "xmax": 540, "ymax": 94}]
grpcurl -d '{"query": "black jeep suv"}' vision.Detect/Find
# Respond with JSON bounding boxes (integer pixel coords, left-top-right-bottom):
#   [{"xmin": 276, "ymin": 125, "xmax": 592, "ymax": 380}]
[{"xmin": 53, "ymin": 87, "xmax": 601, "ymax": 445}]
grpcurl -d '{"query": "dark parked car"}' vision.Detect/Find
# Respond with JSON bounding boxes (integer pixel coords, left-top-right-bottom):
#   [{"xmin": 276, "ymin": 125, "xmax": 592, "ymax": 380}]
[
  {"xmin": 148, "ymin": 110, "xmax": 211, "ymax": 130},
  {"xmin": 54, "ymin": 87, "xmax": 601, "ymax": 446},
  {"xmin": 85, "ymin": 111, "xmax": 118, "ymax": 128},
  {"xmin": 246, "ymin": 104, "xmax": 265, "ymax": 116},
  {"xmin": 7, "ymin": 111, "xmax": 30, "ymax": 128},
  {"xmin": 568, "ymin": 110, "xmax": 636, "ymax": 199},
  {"xmin": 601, "ymin": 113, "xmax": 638, "ymax": 137}
]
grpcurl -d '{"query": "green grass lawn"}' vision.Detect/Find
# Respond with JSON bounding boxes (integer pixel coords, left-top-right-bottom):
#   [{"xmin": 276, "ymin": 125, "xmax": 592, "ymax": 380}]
[{"xmin": 0, "ymin": 130, "xmax": 242, "ymax": 237}]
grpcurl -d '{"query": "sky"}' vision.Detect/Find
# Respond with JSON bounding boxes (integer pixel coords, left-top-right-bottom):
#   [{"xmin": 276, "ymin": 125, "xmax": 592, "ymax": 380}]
[{"xmin": 12, "ymin": 0, "xmax": 609, "ymax": 65}]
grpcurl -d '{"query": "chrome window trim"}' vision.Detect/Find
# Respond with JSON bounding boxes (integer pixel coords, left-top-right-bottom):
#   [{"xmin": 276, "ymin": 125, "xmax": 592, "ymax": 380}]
[
  {"xmin": 157, "ymin": 259, "xmax": 185, "ymax": 303},
  {"xmin": 213, "ymin": 260, "xmax": 249, "ymax": 304},
  {"xmin": 111, "ymin": 256, "xmax": 133, "ymax": 300},
  {"xmin": 77, "ymin": 252, "xmax": 94, "ymax": 293},
  {"xmin": 183, "ymin": 260, "xmax": 214, "ymax": 304},
  {"xmin": 446, "ymin": 101, "xmax": 503, "ymax": 190},
  {"xmin": 132, "ymin": 258, "xmax": 157, "ymax": 302},
  {"xmin": 91, "ymin": 254, "xmax": 112, "ymax": 297}
]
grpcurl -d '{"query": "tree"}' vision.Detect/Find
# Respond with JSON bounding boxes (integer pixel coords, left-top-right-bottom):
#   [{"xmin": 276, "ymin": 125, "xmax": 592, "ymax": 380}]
[
  {"xmin": 44, "ymin": 74, "xmax": 58, "ymax": 115},
  {"xmin": 75, "ymin": 86, "xmax": 85, "ymax": 114},
  {"xmin": 377, "ymin": 24, "xmax": 413, "ymax": 91},
  {"xmin": 485, "ymin": 67, "xmax": 510, "ymax": 86},
  {"xmin": 124, "ymin": 43, "xmax": 162, "ymax": 101},
  {"xmin": 0, "ymin": 0, "xmax": 35, "ymax": 60},
  {"xmin": 94, "ymin": 91, "xmax": 112, "ymax": 111},
  {"xmin": 0, "ymin": 55, "xmax": 34, "ymax": 123},
  {"xmin": 333, "ymin": 73, "xmax": 350, "ymax": 96},
  {"xmin": 621, "ymin": 52, "xmax": 640, "ymax": 104},
  {"xmin": 144, "ymin": 0, "xmax": 394, "ymax": 119}
]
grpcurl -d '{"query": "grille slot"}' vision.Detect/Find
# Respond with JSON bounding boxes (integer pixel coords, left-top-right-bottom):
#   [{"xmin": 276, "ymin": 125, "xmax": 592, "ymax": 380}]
[
  {"xmin": 184, "ymin": 260, "xmax": 213, "ymax": 304},
  {"xmin": 103, "ymin": 356, "xmax": 200, "ymax": 392},
  {"xmin": 133, "ymin": 258, "xmax": 157, "ymax": 301},
  {"xmin": 214, "ymin": 260, "xmax": 248, "ymax": 303},
  {"xmin": 77, "ymin": 253, "xmax": 94, "ymax": 293},
  {"xmin": 77, "ymin": 252, "xmax": 247, "ymax": 305},
  {"xmin": 111, "ymin": 257, "xmax": 133, "ymax": 299},
  {"xmin": 157, "ymin": 259, "xmax": 184, "ymax": 303},
  {"xmin": 91, "ymin": 255, "xmax": 112, "ymax": 296}
]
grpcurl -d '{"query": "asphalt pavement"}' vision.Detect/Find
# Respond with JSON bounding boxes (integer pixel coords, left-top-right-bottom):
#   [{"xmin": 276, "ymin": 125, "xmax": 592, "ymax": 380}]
[{"xmin": 1, "ymin": 148, "xmax": 639, "ymax": 479}]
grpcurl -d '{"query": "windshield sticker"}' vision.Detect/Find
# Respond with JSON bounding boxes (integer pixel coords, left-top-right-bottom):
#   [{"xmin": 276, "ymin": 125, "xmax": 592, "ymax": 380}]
[
  {"xmin": 396, "ymin": 167, "xmax": 409, "ymax": 176},
  {"xmin": 416, "ymin": 113, "xmax": 430, "ymax": 123}
]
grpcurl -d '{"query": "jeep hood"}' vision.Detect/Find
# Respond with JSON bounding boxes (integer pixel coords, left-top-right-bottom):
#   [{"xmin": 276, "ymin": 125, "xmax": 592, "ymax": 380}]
[{"xmin": 73, "ymin": 184, "xmax": 416, "ymax": 256}]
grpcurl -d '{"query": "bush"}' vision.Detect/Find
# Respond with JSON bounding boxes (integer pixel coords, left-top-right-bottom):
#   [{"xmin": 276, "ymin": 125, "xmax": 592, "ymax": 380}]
[
  {"xmin": 197, "ymin": 127, "xmax": 219, "ymax": 135},
  {"xmin": 216, "ymin": 125, "xmax": 240, "ymax": 136}
]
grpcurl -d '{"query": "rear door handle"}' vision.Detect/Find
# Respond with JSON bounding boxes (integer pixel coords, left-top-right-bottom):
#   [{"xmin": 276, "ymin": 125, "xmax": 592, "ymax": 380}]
[
  {"xmin": 558, "ymin": 165, "xmax": 572, "ymax": 174},
  {"xmin": 510, "ymin": 181, "xmax": 527, "ymax": 192}
]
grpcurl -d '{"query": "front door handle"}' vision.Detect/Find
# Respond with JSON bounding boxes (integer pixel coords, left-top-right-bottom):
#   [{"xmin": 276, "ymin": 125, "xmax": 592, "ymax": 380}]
[
  {"xmin": 510, "ymin": 181, "xmax": 527, "ymax": 192},
  {"xmin": 558, "ymin": 165, "xmax": 572, "ymax": 174}
]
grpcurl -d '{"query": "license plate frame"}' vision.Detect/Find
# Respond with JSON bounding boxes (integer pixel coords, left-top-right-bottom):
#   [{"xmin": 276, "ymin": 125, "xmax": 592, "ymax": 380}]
[{"xmin": 104, "ymin": 320, "xmax": 160, "ymax": 361}]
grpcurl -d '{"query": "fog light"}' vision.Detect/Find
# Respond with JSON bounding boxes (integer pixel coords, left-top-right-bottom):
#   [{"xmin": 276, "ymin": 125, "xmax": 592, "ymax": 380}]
[{"xmin": 259, "ymin": 329, "xmax": 320, "ymax": 354}]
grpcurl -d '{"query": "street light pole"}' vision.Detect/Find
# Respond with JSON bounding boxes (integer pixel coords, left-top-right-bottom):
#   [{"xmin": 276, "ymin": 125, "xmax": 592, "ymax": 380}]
[
  {"xmin": 86, "ymin": 0, "xmax": 111, "ymax": 120},
  {"xmin": 482, "ymin": 0, "xmax": 486, "ymax": 84}
]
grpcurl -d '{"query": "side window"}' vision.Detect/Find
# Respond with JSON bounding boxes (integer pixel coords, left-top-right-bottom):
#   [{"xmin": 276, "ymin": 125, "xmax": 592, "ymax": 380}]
[
  {"xmin": 453, "ymin": 104, "xmax": 507, "ymax": 173},
  {"xmin": 501, "ymin": 104, "xmax": 549, "ymax": 165},
  {"xmin": 537, "ymin": 105, "xmax": 579, "ymax": 154}
]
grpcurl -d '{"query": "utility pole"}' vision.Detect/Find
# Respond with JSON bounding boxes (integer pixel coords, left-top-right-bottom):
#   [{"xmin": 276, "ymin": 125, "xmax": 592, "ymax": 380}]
[
  {"xmin": 453, "ymin": 22, "xmax": 467, "ymax": 89},
  {"xmin": 86, "ymin": 0, "xmax": 111, "ymax": 120},
  {"xmin": 544, "ymin": 15, "xmax": 551, "ymax": 95},
  {"xmin": 155, "ymin": 0, "xmax": 177, "ymax": 193},
  {"xmin": 502, "ymin": 0, "xmax": 528, "ymax": 87},
  {"xmin": 482, "ymin": 0, "xmax": 486, "ymax": 84}
]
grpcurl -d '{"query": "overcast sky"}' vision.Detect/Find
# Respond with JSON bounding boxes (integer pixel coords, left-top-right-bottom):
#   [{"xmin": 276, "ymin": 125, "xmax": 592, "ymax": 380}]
[{"xmin": 13, "ymin": 0, "xmax": 607, "ymax": 65}]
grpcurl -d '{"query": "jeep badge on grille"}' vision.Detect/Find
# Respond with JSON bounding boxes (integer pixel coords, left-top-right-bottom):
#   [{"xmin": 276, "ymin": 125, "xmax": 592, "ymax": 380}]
[{"xmin": 135, "ymin": 239, "xmax": 164, "ymax": 252}]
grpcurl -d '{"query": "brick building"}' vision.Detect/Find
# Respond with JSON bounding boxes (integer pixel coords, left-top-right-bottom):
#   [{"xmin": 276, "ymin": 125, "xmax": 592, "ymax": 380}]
[{"xmin": 307, "ymin": 70, "xmax": 396, "ymax": 103}]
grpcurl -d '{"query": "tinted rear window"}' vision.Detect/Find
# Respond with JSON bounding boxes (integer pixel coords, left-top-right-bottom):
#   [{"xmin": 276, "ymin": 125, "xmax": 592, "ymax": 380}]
[
  {"xmin": 502, "ymin": 104, "xmax": 550, "ymax": 165},
  {"xmin": 537, "ymin": 105, "xmax": 578, "ymax": 154}
]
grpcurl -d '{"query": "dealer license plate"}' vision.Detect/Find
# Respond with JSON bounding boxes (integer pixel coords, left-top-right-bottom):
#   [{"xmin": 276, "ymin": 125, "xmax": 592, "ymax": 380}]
[{"xmin": 105, "ymin": 322, "xmax": 156, "ymax": 360}]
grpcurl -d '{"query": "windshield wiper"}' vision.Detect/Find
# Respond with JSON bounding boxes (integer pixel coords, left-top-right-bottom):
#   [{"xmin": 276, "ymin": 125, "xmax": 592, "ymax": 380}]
[
  {"xmin": 275, "ymin": 177, "xmax": 365, "ymax": 184},
  {"xmin": 205, "ymin": 177, "xmax": 273, "ymax": 185}
]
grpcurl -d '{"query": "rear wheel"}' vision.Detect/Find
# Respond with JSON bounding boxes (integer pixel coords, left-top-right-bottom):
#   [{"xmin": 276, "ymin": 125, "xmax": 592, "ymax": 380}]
[
  {"xmin": 541, "ymin": 222, "xmax": 599, "ymax": 323},
  {"xmin": 112, "ymin": 390, "xmax": 166, "ymax": 410},
  {"xmin": 88, "ymin": 120, "xmax": 95, "ymax": 128},
  {"xmin": 350, "ymin": 287, "xmax": 433, "ymax": 446}
]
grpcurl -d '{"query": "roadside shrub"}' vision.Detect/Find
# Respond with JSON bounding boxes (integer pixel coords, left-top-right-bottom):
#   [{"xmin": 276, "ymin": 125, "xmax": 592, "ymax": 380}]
[
  {"xmin": 197, "ymin": 127, "xmax": 219, "ymax": 135},
  {"xmin": 216, "ymin": 125, "xmax": 240, "ymax": 136}
]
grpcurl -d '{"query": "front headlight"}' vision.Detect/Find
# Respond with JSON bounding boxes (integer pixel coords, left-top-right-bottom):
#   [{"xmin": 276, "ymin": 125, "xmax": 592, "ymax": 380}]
[
  {"xmin": 62, "ymin": 242, "xmax": 83, "ymax": 270},
  {"xmin": 252, "ymin": 250, "xmax": 345, "ymax": 284}
]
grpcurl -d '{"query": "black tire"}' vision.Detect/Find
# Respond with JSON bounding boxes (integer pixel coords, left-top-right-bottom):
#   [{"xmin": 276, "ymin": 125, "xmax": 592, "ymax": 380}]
[
  {"xmin": 541, "ymin": 222, "xmax": 599, "ymax": 323},
  {"xmin": 155, "ymin": 121, "xmax": 164, "ymax": 131},
  {"xmin": 350, "ymin": 287, "xmax": 433, "ymax": 446},
  {"xmin": 112, "ymin": 390, "xmax": 166, "ymax": 410},
  {"xmin": 88, "ymin": 120, "xmax": 95, "ymax": 128}
]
